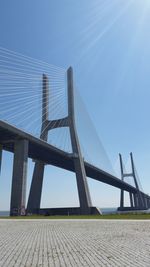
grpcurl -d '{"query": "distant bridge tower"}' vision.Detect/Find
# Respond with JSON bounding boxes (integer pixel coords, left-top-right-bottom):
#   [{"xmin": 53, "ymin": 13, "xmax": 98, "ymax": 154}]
[
  {"xmin": 27, "ymin": 67, "xmax": 92, "ymax": 215},
  {"xmin": 119, "ymin": 152, "xmax": 147, "ymax": 211}
]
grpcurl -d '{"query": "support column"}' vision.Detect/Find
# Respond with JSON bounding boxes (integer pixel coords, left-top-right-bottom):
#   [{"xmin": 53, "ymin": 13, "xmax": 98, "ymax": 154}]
[
  {"xmin": 146, "ymin": 197, "xmax": 148, "ymax": 208},
  {"xmin": 0, "ymin": 144, "xmax": 2, "ymax": 175},
  {"xmin": 145, "ymin": 197, "xmax": 148, "ymax": 209},
  {"xmin": 133, "ymin": 194, "xmax": 138, "ymax": 209},
  {"xmin": 129, "ymin": 192, "xmax": 134, "ymax": 208},
  {"xmin": 67, "ymin": 67, "xmax": 92, "ymax": 214},
  {"xmin": 147, "ymin": 198, "xmax": 149, "ymax": 208},
  {"xmin": 10, "ymin": 139, "xmax": 28, "ymax": 216},
  {"xmin": 27, "ymin": 161, "xmax": 45, "ymax": 214},
  {"xmin": 120, "ymin": 190, "xmax": 124, "ymax": 210},
  {"xmin": 142, "ymin": 195, "xmax": 148, "ymax": 209}
]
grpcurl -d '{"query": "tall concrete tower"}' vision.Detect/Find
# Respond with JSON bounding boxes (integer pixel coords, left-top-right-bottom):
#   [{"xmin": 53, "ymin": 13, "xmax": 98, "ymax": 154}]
[{"xmin": 27, "ymin": 67, "xmax": 92, "ymax": 215}]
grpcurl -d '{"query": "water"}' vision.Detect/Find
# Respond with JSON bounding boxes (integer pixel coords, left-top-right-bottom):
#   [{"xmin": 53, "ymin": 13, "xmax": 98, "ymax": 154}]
[
  {"xmin": 100, "ymin": 208, "xmax": 117, "ymax": 215},
  {"xmin": 0, "ymin": 208, "xmax": 117, "ymax": 217},
  {"xmin": 0, "ymin": 211, "xmax": 9, "ymax": 217}
]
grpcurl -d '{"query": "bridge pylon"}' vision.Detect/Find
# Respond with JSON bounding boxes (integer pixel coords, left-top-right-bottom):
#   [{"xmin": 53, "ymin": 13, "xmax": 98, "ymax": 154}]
[
  {"xmin": 26, "ymin": 74, "xmax": 49, "ymax": 214},
  {"xmin": 118, "ymin": 152, "xmax": 147, "ymax": 211},
  {"xmin": 27, "ymin": 67, "xmax": 92, "ymax": 215}
]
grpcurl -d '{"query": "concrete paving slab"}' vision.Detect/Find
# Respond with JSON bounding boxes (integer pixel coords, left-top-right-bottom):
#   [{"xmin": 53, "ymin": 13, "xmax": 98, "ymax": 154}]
[{"xmin": 0, "ymin": 219, "xmax": 150, "ymax": 266}]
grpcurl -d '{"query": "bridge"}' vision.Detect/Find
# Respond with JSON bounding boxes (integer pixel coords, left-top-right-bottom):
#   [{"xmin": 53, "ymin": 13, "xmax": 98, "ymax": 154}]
[{"xmin": 0, "ymin": 48, "xmax": 150, "ymax": 216}]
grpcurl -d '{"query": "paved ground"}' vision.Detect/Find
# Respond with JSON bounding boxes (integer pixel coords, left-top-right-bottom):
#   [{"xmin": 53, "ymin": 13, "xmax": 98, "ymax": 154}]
[{"xmin": 0, "ymin": 219, "xmax": 150, "ymax": 267}]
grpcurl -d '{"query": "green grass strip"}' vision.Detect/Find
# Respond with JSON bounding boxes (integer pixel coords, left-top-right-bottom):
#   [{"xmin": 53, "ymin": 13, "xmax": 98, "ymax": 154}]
[{"xmin": 0, "ymin": 214, "xmax": 150, "ymax": 220}]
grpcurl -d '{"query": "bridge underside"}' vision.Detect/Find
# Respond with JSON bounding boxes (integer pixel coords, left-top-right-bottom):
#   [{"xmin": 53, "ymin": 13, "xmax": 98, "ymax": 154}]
[
  {"xmin": 0, "ymin": 120, "xmax": 150, "ymax": 215},
  {"xmin": 0, "ymin": 120, "xmax": 141, "ymax": 192}
]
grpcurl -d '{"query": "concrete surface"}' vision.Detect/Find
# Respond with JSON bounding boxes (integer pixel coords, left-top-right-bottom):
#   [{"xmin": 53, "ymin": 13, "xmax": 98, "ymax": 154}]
[{"xmin": 0, "ymin": 219, "xmax": 150, "ymax": 267}]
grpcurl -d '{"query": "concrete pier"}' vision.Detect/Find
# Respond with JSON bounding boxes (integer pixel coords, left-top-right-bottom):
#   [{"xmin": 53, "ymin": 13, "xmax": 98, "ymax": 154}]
[
  {"xmin": 129, "ymin": 192, "xmax": 134, "ymax": 208},
  {"xmin": 27, "ymin": 161, "xmax": 45, "ymax": 214},
  {"xmin": 10, "ymin": 139, "xmax": 28, "ymax": 216}
]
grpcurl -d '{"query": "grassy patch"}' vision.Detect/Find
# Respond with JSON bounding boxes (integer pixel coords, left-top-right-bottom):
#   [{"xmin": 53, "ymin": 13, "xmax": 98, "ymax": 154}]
[{"xmin": 0, "ymin": 213, "xmax": 150, "ymax": 219}]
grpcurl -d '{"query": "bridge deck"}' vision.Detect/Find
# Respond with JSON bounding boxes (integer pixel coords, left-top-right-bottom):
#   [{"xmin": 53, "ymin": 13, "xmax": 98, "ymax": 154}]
[{"xmin": 0, "ymin": 120, "xmax": 147, "ymax": 195}]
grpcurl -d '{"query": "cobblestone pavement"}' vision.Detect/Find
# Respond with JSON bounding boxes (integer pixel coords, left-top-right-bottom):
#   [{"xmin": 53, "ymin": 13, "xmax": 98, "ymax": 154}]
[{"xmin": 0, "ymin": 219, "xmax": 150, "ymax": 267}]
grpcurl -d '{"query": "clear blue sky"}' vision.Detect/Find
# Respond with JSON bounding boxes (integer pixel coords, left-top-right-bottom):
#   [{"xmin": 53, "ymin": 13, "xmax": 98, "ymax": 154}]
[{"xmin": 0, "ymin": 0, "xmax": 150, "ymax": 210}]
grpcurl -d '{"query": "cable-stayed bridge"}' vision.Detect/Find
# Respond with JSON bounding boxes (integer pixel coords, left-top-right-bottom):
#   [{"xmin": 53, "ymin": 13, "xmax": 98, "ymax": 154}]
[{"xmin": 0, "ymin": 47, "xmax": 149, "ymax": 216}]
